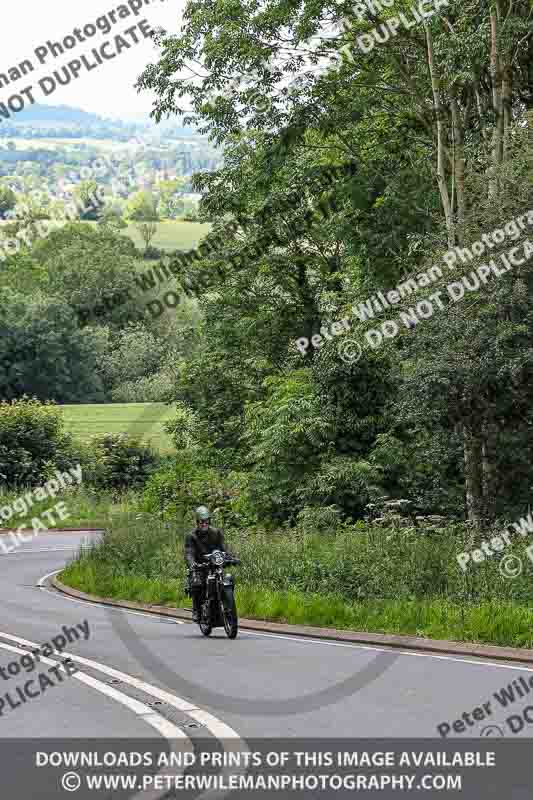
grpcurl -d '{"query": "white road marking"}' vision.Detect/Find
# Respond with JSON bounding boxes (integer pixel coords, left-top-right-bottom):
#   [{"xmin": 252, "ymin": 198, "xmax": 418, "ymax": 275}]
[
  {"xmin": 0, "ymin": 640, "xmax": 192, "ymax": 800},
  {"xmin": 39, "ymin": 569, "xmax": 248, "ymax": 798},
  {"xmin": 46, "ymin": 566, "xmax": 533, "ymax": 674},
  {"xmin": 38, "ymin": 569, "xmax": 62, "ymax": 587},
  {"xmin": 239, "ymin": 629, "xmax": 533, "ymax": 671},
  {"xmin": 0, "ymin": 548, "xmax": 86, "ymax": 554},
  {"xmin": 38, "ymin": 570, "xmax": 184, "ymax": 623},
  {"xmin": 0, "ymin": 640, "xmax": 188, "ymax": 740},
  {"xmin": 0, "ymin": 628, "xmax": 241, "ymax": 739},
  {"xmin": 0, "ymin": 627, "xmax": 248, "ymax": 800}
]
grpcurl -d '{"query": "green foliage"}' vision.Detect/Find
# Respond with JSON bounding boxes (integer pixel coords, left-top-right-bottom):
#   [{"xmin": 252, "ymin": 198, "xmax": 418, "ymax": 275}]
[
  {"xmin": 2, "ymin": 0, "xmax": 533, "ymax": 534},
  {"xmin": 0, "ymin": 289, "xmax": 106, "ymax": 402},
  {"xmin": 157, "ymin": 179, "xmax": 186, "ymax": 218},
  {"xmin": 62, "ymin": 514, "xmax": 533, "ymax": 646},
  {"xmin": 125, "ymin": 191, "xmax": 159, "ymax": 222},
  {"xmin": 73, "ymin": 180, "xmax": 103, "ymax": 221},
  {"xmin": 31, "ymin": 224, "xmax": 145, "ymax": 329},
  {"xmin": 86, "ymin": 433, "xmax": 159, "ymax": 490},
  {"xmin": 136, "ymin": 221, "xmax": 159, "ymax": 253},
  {"xmin": 99, "ymin": 325, "xmax": 166, "ymax": 389},
  {"xmin": 0, "ymin": 397, "xmax": 75, "ymax": 487},
  {"xmin": 62, "ymin": 550, "xmax": 533, "ymax": 648},
  {"xmin": 0, "ymin": 184, "xmax": 17, "ymax": 218},
  {"xmin": 141, "ymin": 455, "xmax": 251, "ymax": 526},
  {"xmin": 132, "ymin": 0, "xmax": 533, "ymax": 530},
  {"xmin": 98, "ymin": 205, "xmax": 127, "ymax": 232}
]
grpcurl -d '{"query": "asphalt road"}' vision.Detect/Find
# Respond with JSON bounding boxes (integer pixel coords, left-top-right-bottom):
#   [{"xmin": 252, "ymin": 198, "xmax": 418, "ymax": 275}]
[{"xmin": 0, "ymin": 530, "xmax": 532, "ymax": 747}]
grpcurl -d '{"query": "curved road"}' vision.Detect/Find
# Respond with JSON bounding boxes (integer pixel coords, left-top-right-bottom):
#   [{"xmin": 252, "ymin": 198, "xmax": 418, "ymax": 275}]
[{"xmin": 0, "ymin": 531, "xmax": 531, "ymax": 794}]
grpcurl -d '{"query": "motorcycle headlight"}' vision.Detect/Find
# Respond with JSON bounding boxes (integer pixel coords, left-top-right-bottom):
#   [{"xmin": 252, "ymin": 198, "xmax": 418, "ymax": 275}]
[{"xmin": 213, "ymin": 552, "xmax": 224, "ymax": 566}]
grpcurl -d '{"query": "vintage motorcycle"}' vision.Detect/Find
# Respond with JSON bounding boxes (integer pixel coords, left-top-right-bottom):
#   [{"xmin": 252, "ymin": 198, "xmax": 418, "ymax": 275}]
[{"xmin": 197, "ymin": 550, "xmax": 241, "ymax": 639}]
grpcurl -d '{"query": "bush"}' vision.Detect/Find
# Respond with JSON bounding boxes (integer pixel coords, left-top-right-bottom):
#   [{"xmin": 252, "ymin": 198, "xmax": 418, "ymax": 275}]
[
  {"xmin": 0, "ymin": 397, "xmax": 75, "ymax": 487},
  {"xmin": 86, "ymin": 433, "xmax": 159, "ymax": 490},
  {"xmin": 110, "ymin": 373, "xmax": 174, "ymax": 403},
  {"xmin": 141, "ymin": 454, "xmax": 250, "ymax": 526},
  {"xmin": 143, "ymin": 246, "xmax": 162, "ymax": 260},
  {"xmin": 295, "ymin": 505, "xmax": 343, "ymax": 534}
]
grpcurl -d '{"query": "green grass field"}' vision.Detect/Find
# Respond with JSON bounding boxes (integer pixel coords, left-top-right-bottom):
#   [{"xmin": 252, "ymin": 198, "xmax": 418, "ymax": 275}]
[
  {"xmin": 0, "ymin": 219, "xmax": 211, "ymax": 253},
  {"xmin": 60, "ymin": 403, "xmax": 175, "ymax": 454},
  {"xmin": 123, "ymin": 220, "xmax": 211, "ymax": 252}
]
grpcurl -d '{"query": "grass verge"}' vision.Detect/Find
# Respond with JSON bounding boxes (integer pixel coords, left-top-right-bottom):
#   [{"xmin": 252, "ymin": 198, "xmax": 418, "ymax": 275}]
[
  {"xmin": 60, "ymin": 557, "xmax": 533, "ymax": 649},
  {"xmin": 0, "ymin": 488, "xmax": 139, "ymax": 530}
]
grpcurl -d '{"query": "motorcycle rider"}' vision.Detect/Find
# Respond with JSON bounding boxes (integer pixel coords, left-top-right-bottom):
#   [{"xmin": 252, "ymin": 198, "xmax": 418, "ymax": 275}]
[{"xmin": 185, "ymin": 506, "xmax": 226, "ymax": 622}]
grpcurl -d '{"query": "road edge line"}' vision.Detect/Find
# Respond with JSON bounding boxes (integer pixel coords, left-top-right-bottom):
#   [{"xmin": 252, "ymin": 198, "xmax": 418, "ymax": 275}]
[{"xmin": 51, "ymin": 575, "xmax": 533, "ymax": 665}]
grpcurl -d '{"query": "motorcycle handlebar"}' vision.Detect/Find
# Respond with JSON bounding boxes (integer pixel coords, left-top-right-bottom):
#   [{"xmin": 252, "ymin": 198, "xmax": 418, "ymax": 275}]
[{"xmin": 198, "ymin": 554, "xmax": 240, "ymax": 565}]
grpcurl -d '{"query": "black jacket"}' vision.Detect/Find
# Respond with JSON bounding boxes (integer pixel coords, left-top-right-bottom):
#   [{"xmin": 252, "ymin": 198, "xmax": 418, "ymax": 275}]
[{"xmin": 184, "ymin": 526, "xmax": 225, "ymax": 568}]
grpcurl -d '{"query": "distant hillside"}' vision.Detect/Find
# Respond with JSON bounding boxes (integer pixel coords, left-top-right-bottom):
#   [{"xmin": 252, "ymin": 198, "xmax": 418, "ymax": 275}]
[
  {"xmin": 13, "ymin": 104, "xmax": 105, "ymax": 126},
  {"xmin": 8, "ymin": 104, "xmax": 198, "ymax": 137},
  {"xmin": 106, "ymin": 110, "xmax": 198, "ymax": 136}
]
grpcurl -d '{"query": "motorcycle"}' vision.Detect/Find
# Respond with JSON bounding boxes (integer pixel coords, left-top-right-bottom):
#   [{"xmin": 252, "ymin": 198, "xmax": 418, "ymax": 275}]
[{"xmin": 196, "ymin": 550, "xmax": 241, "ymax": 639}]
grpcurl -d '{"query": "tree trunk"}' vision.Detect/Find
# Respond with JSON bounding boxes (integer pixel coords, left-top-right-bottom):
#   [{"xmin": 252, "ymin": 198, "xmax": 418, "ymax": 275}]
[
  {"xmin": 450, "ymin": 94, "xmax": 466, "ymax": 244},
  {"xmin": 463, "ymin": 422, "xmax": 484, "ymax": 527},
  {"xmin": 481, "ymin": 419, "xmax": 498, "ymax": 524},
  {"xmin": 489, "ymin": 11, "xmax": 504, "ymax": 198},
  {"xmin": 502, "ymin": 65, "xmax": 512, "ymax": 161},
  {"xmin": 425, "ymin": 24, "xmax": 454, "ymax": 248}
]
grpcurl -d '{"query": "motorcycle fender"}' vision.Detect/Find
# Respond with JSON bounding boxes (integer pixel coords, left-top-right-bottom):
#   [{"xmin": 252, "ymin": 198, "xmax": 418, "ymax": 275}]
[
  {"xmin": 223, "ymin": 573, "xmax": 234, "ymax": 587},
  {"xmin": 221, "ymin": 579, "xmax": 235, "ymax": 607}
]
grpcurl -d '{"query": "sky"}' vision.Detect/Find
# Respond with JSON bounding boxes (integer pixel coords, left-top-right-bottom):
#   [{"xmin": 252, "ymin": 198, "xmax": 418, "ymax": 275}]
[{"xmin": 0, "ymin": 0, "xmax": 185, "ymax": 117}]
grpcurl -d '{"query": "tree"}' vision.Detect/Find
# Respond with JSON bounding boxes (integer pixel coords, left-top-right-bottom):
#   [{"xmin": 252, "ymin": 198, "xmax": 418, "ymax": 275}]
[
  {"xmin": 0, "ymin": 185, "xmax": 17, "ymax": 219},
  {"xmin": 98, "ymin": 205, "xmax": 127, "ymax": 232},
  {"xmin": 157, "ymin": 178, "xmax": 186, "ymax": 218},
  {"xmin": 31, "ymin": 224, "xmax": 145, "ymax": 329},
  {"xmin": 0, "ymin": 289, "xmax": 106, "ymax": 403},
  {"xmin": 392, "ymin": 121, "xmax": 533, "ymax": 526},
  {"xmin": 0, "ymin": 398, "xmax": 74, "ymax": 487},
  {"xmin": 125, "ymin": 191, "xmax": 159, "ymax": 222},
  {"xmin": 73, "ymin": 180, "xmax": 104, "ymax": 221},
  {"xmin": 137, "ymin": 220, "xmax": 159, "ymax": 253},
  {"xmin": 137, "ymin": 0, "xmax": 533, "ymax": 529},
  {"xmin": 124, "ymin": 191, "xmax": 160, "ymax": 253},
  {"xmin": 3, "ymin": 194, "xmax": 50, "ymax": 243}
]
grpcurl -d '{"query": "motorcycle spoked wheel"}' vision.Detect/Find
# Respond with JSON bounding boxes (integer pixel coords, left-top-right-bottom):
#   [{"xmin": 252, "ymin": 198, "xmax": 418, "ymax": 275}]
[
  {"xmin": 199, "ymin": 601, "xmax": 212, "ymax": 637},
  {"xmin": 220, "ymin": 592, "xmax": 238, "ymax": 640}
]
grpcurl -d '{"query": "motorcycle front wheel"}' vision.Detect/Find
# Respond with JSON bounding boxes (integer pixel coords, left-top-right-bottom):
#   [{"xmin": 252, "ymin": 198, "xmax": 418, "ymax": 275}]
[
  {"xmin": 221, "ymin": 593, "xmax": 238, "ymax": 640},
  {"xmin": 199, "ymin": 602, "xmax": 212, "ymax": 637}
]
